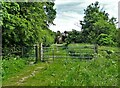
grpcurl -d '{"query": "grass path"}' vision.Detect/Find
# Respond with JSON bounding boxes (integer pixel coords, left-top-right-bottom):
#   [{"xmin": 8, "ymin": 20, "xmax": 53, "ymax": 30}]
[
  {"xmin": 2, "ymin": 62, "xmax": 51, "ymax": 86},
  {"xmin": 16, "ymin": 66, "xmax": 44, "ymax": 86}
]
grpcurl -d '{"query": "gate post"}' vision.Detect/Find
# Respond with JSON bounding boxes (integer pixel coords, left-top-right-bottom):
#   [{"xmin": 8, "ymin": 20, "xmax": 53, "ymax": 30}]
[
  {"xmin": 35, "ymin": 44, "xmax": 39, "ymax": 63},
  {"xmin": 40, "ymin": 43, "xmax": 43, "ymax": 62}
]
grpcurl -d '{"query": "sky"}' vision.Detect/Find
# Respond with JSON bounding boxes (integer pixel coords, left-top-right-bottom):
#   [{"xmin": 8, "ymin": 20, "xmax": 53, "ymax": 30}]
[{"xmin": 49, "ymin": 0, "xmax": 120, "ymax": 32}]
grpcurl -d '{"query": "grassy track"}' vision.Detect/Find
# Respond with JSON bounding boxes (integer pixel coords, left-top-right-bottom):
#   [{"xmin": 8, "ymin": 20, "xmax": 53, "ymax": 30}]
[
  {"xmin": 2, "ymin": 44, "xmax": 119, "ymax": 86},
  {"xmin": 2, "ymin": 62, "xmax": 50, "ymax": 86}
]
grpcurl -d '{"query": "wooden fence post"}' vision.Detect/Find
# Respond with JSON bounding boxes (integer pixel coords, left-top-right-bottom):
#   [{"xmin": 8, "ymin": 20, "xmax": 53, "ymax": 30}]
[
  {"xmin": 35, "ymin": 44, "xmax": 39, "ymax": 63},
  {"xmin": 40, "ymin": 43, "xmax": 43, "ymax": 62}
]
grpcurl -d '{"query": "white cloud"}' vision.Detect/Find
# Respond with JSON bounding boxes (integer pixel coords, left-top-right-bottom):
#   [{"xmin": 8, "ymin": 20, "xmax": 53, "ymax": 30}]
[
  {"xmin": 55, "ymin": 0, "xmax": 84, "ymax": 5},
  {"xmin": 50, "ymin": 0, "xmax": 120, "ymax": 32}
]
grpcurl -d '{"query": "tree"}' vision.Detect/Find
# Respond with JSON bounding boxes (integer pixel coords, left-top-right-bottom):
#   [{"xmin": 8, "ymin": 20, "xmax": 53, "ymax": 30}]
[
  {"xmin": 65, "ymin": 29, "xmax": 82, "ymax": 44},
  {"xmin": 80, "ymin": 1, "xmax": 117, "ymax": 45},
  {"xmin": 43, "ymin": 2, "xmax": 56, "ymax": 25},
  {"xmin": 2, "ymin": 2, "xmax": 56, "ymax": 48}
]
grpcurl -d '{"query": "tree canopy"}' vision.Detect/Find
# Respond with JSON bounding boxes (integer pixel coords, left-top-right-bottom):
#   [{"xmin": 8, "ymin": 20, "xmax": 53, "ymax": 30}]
[
  {"xmin": 63, "ymin": 1, "xmax": 118, "ymax": 46},
  {"xmin": 79, "ymin": 1, "xmax": 117, "ymax": 45},
  {"xmin": 2, "ymin": 1, "xmax": 56, "ymax": 48}
]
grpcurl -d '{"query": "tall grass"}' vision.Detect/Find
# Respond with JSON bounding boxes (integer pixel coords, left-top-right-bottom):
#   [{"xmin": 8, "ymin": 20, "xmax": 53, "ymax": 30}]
[
  {"xmin": 19, "ymin": 57, "xmax": 118, "ymax": 86},
  {"xmin": 2, "ymin": 57, "xmax": 27, "ymax": 80},
  {"xmin": 18, "ymin": 44, "xmax": 119, "ymax": 86}
]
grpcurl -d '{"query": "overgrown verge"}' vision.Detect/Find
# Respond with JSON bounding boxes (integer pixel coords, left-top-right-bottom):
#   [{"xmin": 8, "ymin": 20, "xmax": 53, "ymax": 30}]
[{"xmin": 2, "ymin": 57, "xmax": 28, "ymax": 80}]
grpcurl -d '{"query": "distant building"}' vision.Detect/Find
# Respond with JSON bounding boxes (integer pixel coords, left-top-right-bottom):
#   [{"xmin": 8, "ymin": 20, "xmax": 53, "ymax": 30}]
[{"xmin": 55, "ymin": 31, "xmax": 69, "ymax": 44}]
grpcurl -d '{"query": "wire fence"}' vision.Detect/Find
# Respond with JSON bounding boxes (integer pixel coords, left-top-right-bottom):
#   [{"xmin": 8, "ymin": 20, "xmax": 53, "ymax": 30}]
[
  {"xmin": 2, "ymin": 44, "xmax": 120, "ymax": 63},
  {"xmin": 2, "ymin": 46, "xmax": 36, "ymax": 62},
  {"xmin": 43, "ymin": 45, "xmax": 96, "ymax": 62},
  {"xmin": 2, "ymin": 44, "xmax": 98, "ymax": 62}
]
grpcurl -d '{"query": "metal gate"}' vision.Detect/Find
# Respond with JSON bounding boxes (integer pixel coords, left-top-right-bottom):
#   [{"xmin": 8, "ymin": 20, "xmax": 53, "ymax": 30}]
[{"xmin": 42, "ymin": 45, "xmax": 96, "ymax": 61}]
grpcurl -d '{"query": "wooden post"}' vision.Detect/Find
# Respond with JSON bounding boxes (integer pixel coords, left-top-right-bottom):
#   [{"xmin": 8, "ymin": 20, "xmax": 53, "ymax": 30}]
[
  {"xmin": 35, "ymin": 44, "xmax": 39, "ymax": 63},
  {"xmin": 40, "ymin": 43, "xmax": 43, "ymax": 62}
]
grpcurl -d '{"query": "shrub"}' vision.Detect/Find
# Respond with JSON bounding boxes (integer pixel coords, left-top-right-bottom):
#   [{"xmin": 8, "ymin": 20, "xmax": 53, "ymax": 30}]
[{"xmin": 97, "ymin": 34, "xmax": 115, "ymax": 46}]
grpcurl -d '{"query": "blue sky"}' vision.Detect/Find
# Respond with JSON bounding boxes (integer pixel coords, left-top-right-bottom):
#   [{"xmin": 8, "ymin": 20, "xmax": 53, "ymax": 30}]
[{"xmin": 50, "ymin": 0, "xmax": 119, "ymax": 32}]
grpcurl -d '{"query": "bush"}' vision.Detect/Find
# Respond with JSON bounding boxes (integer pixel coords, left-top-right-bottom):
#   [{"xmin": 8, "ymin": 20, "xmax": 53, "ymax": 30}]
[{"xmin": 97, "ymin": 34, "xmax": 115, "ymax": 46}]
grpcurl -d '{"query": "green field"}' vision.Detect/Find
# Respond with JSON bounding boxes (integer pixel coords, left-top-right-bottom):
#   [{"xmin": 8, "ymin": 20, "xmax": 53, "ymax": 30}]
[{"xmin": 2, "ymin": 44, "xmax": 119, "ymax": 86}]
